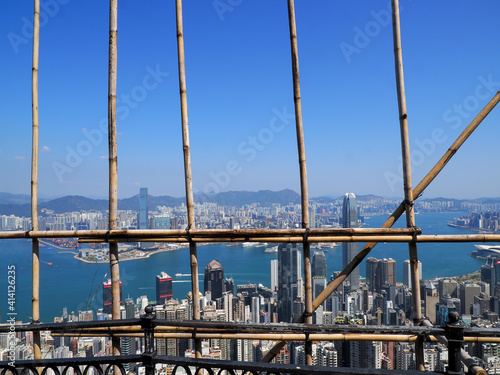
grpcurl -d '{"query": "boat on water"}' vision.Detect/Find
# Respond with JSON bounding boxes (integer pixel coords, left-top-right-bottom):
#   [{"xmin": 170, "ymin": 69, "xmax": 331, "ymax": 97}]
[
  {"xmin": 471, "ymin": 244, "xmax": 500, "ymax": 259},
  {"xmin": 315, "ymin": 242, "xmax": 340, "ymax": 249},
  {"xmin": 264, "ymin": 246, "xmax": 278, "ymax": 254},
  {"xmin": 175, "ymin": 273, "xmax": 183, "ymax": 277},
  {"xmin": 47, "ymin": 262, "xmax": 53, "ymax": 266},
  {"xmin": 242, "ymin": 243, "xmax": 258, "ymax": 247}
]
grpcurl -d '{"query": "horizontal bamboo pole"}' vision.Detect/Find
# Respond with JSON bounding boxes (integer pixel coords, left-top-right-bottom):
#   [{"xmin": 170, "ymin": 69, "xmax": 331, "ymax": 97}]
[
  {"xmin": 79, "ymin": 233, "xmax": 500, "ymax": 244},
  {"xmin": 79, "ymin": 235, "xmax": 420, "ymax": 244},
  {"xmin": 5, "ymin": 227, "xmax": 500, "ymax": 244},
  {"xmin": 0, "ymin": 227, "xmax": 420, "ymax": 239},
  {"xmin": 50, "ymin": 331, "xmax": 426, "ymax": 342},
  {"xmin": 48, "ymin": 331, "xmax": 500, "ymax": 344}
]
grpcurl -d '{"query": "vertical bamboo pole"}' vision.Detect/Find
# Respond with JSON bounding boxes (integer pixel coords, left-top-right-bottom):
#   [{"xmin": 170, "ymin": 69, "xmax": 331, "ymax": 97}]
[
  {"xmin": 264, "ymin": 92, "xmax": 500, "ymax": 363},
  {"xmin": 287, "ymin": 0, "xmax": 312, "ymax": 366},
  {"xmin": 31, "ymin": 0, "xmax": 41, "ymax": 361},
  {"xmin": 310, "ymin": 91, "xmax": 500, "ymax": 314},
  {"xmin": 175, "ymin": 0, "xmax": 201, "ymax": 358},
  {"xmin": 391, "ymin": 0, "xmax": 424, "ymax": 370},
  {"xmin": 108, "ymin": 0, "xmax": 121, "ymax": 358}
]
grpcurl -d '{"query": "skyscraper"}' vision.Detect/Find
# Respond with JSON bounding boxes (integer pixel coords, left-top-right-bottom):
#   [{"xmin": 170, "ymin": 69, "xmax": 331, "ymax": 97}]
[
  {"xmin": 204, "ymin": 260, "xmax": 225, "ymax": 301},
  {"xmin": 278, "ymin": 243, "xmax": 302, "ymax": 322},
  {"xmin": 481, "ymin": 256, "xmax": 497, "ymax": 289},
  {"xmin": 270, "ymin": 259, "xmax": 278, "ymax": 291},
  {"xmin": 366, "ymin": 257, "xmax": 396, "ymax": 293},
  {"xmin": 366, "ymin": 257, "xmax": 379, "ymax": 293},
  {"xmin": 312, "ymin": 250, "xmax": 327, "ymax": 305},
  {"xmin": 139, "ymin": 187, "xmax": 149, "ymax": 229},
  {"xmin": 403, "ymin": 259, "xmax": 422, "ymax": 290},
  {"xmin": 103, "ymin": 279, "xmax": 123, "ymax": 314},
  {"xmin": 312, "ymin": 250, "xmax": 327, "ymax": 279},
  {"xmin": 459, "ymin": 282, "xmax": 481, "ymax": 315},
  {"xmin": 313, "ymin": 277, "xmax": 327, "ymax": 303},
  {"xmin": 153, "ymin": 214, "xmax": 171, "ymax": 229},
  {"xmin": 121, "ymin": 298, "xmax": 135, "ymax": 373},
  {"xmin": 342, "ymin": 193, "xmax": 359, "ymax": 290},
  {"xmin": 156, "ymin": 271, "xmax": 173, "ymax": 304},
  {"xmin": 309, "ymin": 208, "xmax": 316, "ymax": 229}
]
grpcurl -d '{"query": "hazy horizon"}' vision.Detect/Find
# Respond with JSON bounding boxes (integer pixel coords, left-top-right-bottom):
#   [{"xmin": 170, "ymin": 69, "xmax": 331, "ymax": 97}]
[{"xmin": 1, "ymin": 188, "xmax": 500, "ymax": 203}]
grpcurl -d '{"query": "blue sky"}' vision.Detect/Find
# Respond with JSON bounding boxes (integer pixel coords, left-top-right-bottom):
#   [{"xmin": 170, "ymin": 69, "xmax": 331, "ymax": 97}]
[{"xmin": 1, "ymin": 1, "xmax": 500, "ymax": 200}]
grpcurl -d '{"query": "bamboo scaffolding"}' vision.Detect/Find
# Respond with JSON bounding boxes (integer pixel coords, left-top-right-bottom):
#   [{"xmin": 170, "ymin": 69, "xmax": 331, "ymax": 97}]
[
  {"xmin": 0, "ymin": 227, "xmax": 421, "ymax": 239},
  {"xmin": 391, "ymin": 0, "xmax": 424, "ymax": 370},
  {"xmin": 6, "ymin": 229, "xmax": 500, "ymax": 244},
  {"xmin": 263, "ymin": 26, "xmax": 500, "ymax": 372},
  {"xmin": 107, "ymin": 0, "xmax": 121, "ymax": 360},
  {"xmin": 2, "ymin": 3, "xmax": 499, "ymax": 373},
  {"xmin": 20, "ymin": 320, "xmax": 500, "ymax": 345},
  {"xmin": 55, "ymin": 333, "xmax": 500, "ymax": 347},
  {"xmin": 29, "ymin": 323, "xmax": 444, "ymax": 335},
  {"xmin": 46, "ymin": 330, "xmax": 500, "ymax": 345},
  {"xmin": 50, "ymin": 331, "xmax": 427, "ymax": 342},
  {"xmin": 310, "ymin": 90, "xmax": 500, "ymax": 312},
  {"xmin": 175, "ymin": 0, "xmax": 201, "ymax": 358},
  {"xmin": 286, "ymin": 1, "xmax": 313, "ymax": 365},
  {"xmin": 76, "ymin": 234, "xmax": 500, "ymax": 244},
  {"xmin": 31, "ymin": 0, "xmax": 41, "ymax": 362}
]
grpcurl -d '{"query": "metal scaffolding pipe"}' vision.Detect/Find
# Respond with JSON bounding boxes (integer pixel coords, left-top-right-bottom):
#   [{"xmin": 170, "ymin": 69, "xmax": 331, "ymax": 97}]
[
  {"xmin": 31, "ymin": 0, "xmax": 41, "ymax": 361},
  {"xmin": 421, "ymin": 319, "xmax": 486, "ymax": 375},
  {"xmin": 107, "ymin": 0, "xmax": 121, "ymax": 360},
  {"xmin": 175, "ymin": 0, "xmax": 201, "ymax": 358}
]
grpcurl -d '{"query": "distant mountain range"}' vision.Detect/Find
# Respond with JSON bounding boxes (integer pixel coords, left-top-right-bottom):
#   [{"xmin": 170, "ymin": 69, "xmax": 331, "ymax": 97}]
[
  {"xmin": 1, "ymin": 190, "xmax": 500, "ymax": 216},
  {"xmin": 0, "ymin": 189, "xmax": 301, "ymax": 216}
]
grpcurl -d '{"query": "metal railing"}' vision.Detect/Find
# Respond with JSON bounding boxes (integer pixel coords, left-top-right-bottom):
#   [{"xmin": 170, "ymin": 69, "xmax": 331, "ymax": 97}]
[
  {"xmin": 1, "ymin": 306, "xmax": 495, "ymax": 375},
  {"xmin": 0, "ymin": 356, "xmax": 438, "ymax": 375}
]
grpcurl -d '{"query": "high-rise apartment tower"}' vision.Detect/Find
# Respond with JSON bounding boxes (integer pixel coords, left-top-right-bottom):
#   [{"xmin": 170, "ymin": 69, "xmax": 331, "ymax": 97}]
[
  {"xmin": 156, "ymin": 271, "xmax": 173, "ymax": 304},
  {"xmin": 342, "ymin": 193, "xmax": 359, "ymax": 290}
]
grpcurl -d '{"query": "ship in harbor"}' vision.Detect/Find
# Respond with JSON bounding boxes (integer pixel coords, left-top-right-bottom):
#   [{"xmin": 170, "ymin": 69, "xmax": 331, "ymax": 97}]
[
  {"xmin": 471, "ymin": 244, "xmax": 500, "ymax": 259},
  {"xmin": 264, "ymin": 245, "xmax": 278, "ymax": 254}
]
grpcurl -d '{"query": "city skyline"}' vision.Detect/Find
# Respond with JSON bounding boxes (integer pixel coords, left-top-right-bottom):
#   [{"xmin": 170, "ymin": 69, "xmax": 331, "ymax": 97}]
[
  {"xmin": 1, "ymin": 2, "xmax": 500, "ymax": 200},
  {"xmin": 2, "ymin": 2, "xmax": 500, "ymax": 372},
  {"xmin": 1, "ymin": 207, "xmax": 496, "ymax": 370}
]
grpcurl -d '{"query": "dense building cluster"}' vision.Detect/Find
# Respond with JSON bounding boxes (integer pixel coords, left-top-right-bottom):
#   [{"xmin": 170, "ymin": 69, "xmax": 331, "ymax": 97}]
[
  {"xmin": 4, "ymin": 189, "xmax": 499, "ymax": 234},
  {"xmin": 450, "ymin": 211, "xmax": 500, "ymax": 233},
  {"xmin": 4, "ymin": 248, "xmax": 500, "ymax": 372},
  {"xmin": 3, "ymin": 189, "xmax": 500, "ymax": 372}
]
